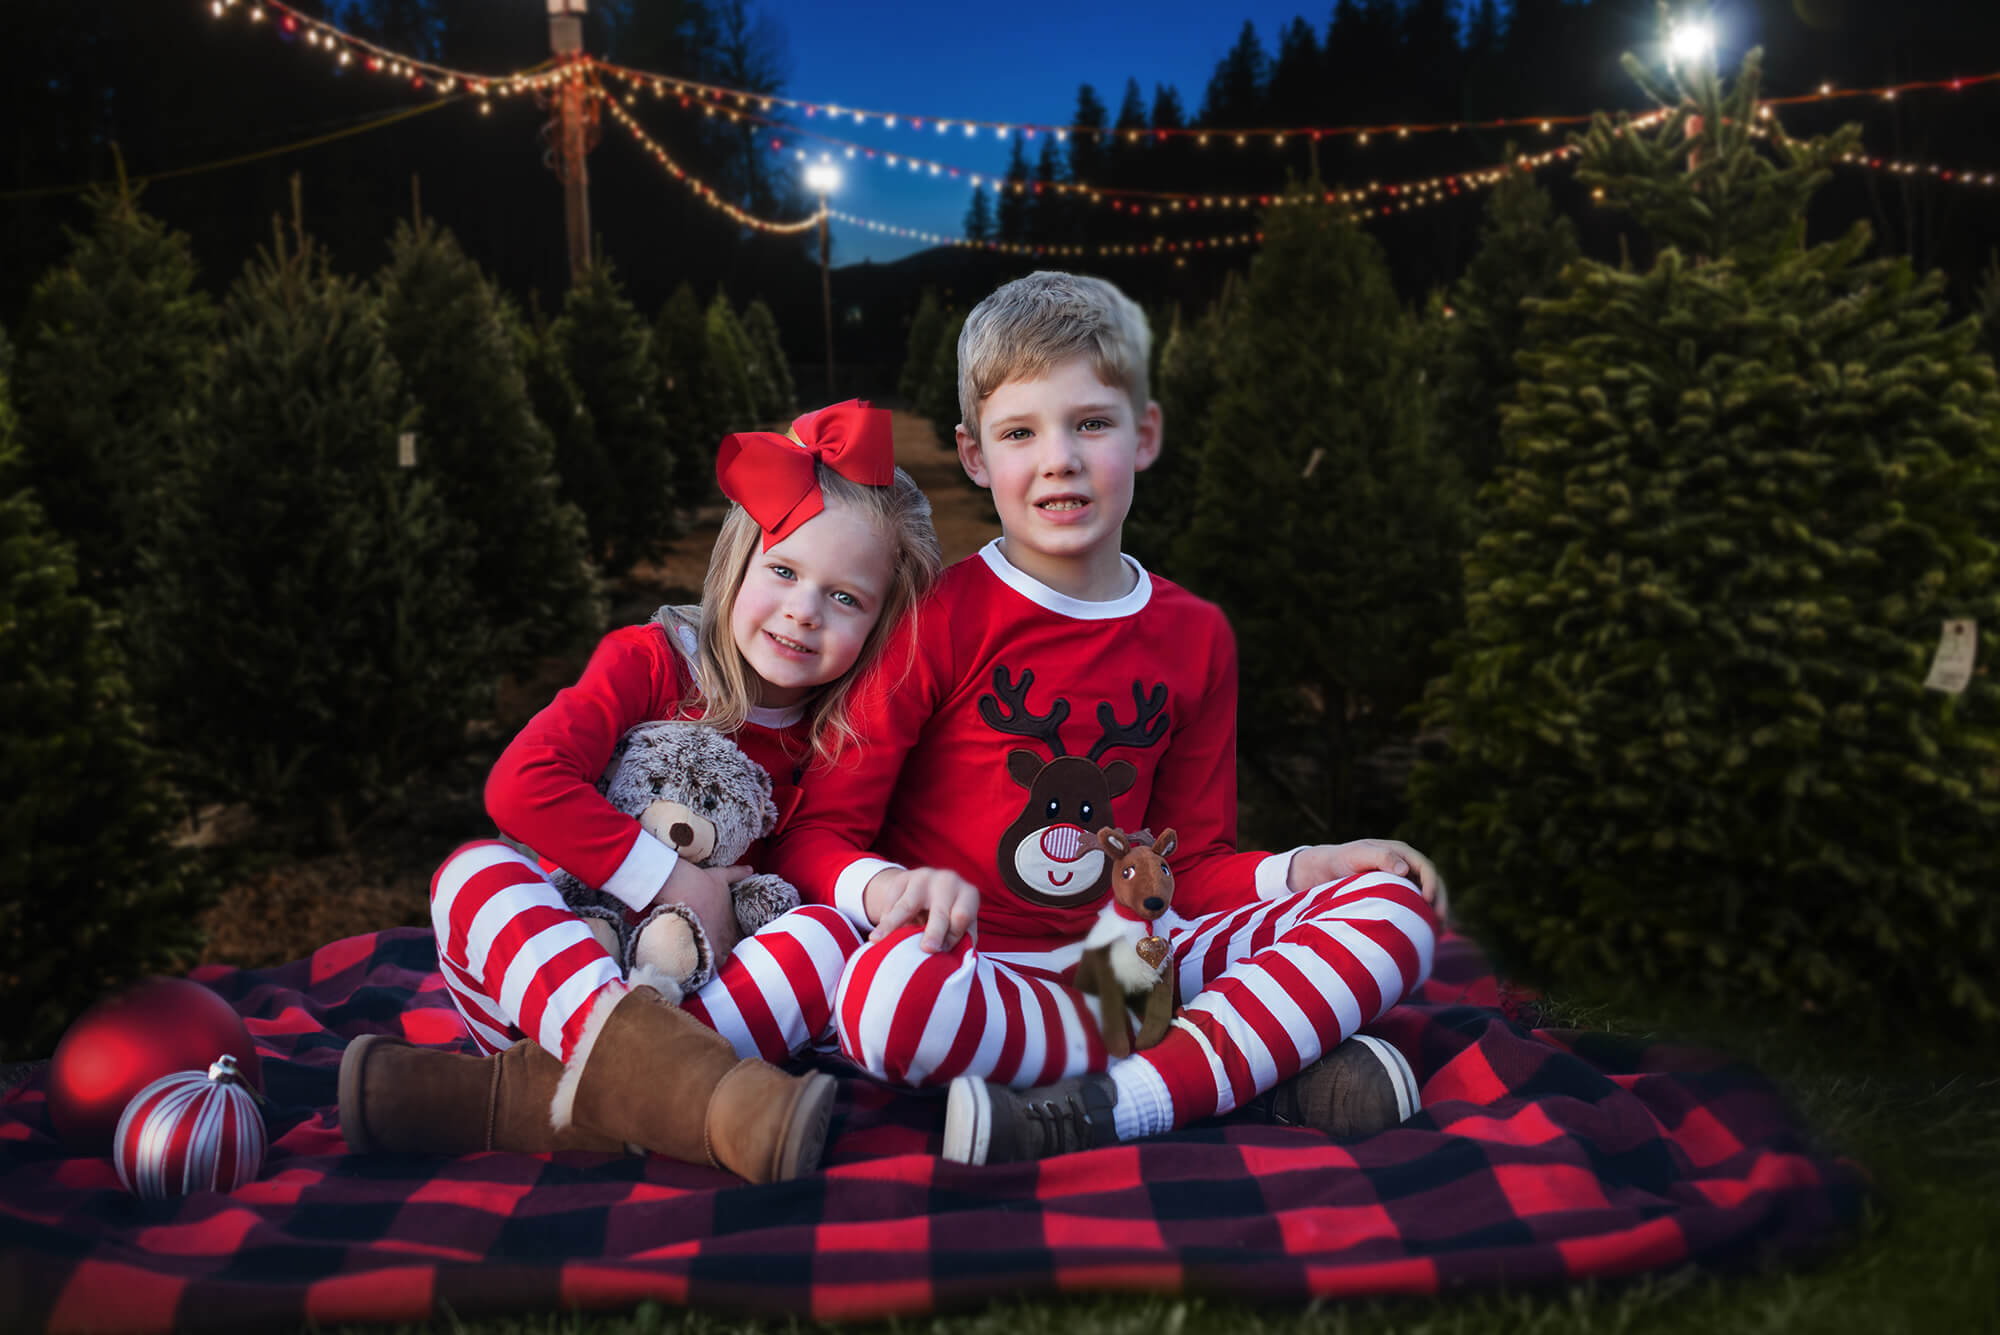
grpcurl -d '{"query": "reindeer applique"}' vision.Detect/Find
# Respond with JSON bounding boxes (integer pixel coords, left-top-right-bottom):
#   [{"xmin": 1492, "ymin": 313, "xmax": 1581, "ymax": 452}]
[
  {"xmin": 977, "ymin": 666, "xmax": 1169, "ymax": 907},
  {"xmin": 1074, "ymin": 827, "xmax": 1179, "ymax": 1057}
]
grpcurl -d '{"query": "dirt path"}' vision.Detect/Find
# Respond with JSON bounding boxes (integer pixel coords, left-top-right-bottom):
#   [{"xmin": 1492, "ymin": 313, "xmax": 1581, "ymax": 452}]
[{"xmin": 887, "ymin": 406, "xmax": 1001, "ymax": 565}]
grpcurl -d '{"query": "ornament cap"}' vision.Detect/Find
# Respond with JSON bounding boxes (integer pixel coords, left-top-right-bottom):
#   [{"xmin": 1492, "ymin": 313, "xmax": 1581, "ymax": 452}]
[{"xmin": 206, "ymin": 1052, "xmax": 268, "ymax": 1106}]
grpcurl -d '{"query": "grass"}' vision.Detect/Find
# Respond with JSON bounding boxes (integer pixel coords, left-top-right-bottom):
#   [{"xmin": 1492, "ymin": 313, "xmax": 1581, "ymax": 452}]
[{"xmin": 310, "ymin": 978, "xmax": 1996, "ymax": 1335}]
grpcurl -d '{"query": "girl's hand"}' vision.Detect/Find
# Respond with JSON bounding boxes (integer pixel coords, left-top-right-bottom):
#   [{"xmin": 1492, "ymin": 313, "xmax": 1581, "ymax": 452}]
[
  {"xmin": 1289, "ymin": 839, "xmax": 1448, "ymax": 918},
  {"xmin": 654, "ymin": 858, "xmax": 748, "ymax": 960},
  {"xmin": 865, "ymin": 867, "xmax": 980, "ymax": 953}
]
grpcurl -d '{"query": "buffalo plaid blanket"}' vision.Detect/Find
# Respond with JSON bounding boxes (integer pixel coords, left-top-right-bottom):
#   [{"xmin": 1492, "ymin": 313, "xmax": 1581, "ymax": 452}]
[{"xmin": 0, "ymin": 929, "xmax": 1865, "ymax": 1331}]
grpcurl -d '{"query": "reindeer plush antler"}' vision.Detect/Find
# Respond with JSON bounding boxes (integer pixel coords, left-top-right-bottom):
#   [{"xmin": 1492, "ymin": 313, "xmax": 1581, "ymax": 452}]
[{"xmin": 1072, "ymin": 826, "xmax": 1180, "ymax": 1058}]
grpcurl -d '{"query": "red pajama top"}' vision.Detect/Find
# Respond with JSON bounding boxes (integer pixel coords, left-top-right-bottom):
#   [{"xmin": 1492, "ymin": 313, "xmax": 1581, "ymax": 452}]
[
  {"xmin": 485, "ymin": 614, "xmax": 812, "ymax": 912},
  {"xmin": 768, "ymin": 541, "xmax": 1293, "ymax": 951}
]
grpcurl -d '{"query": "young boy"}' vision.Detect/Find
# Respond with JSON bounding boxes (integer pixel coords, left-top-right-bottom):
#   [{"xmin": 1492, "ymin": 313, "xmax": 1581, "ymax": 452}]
[{"xmin": 768, "ymin": 271, "xmax": 1443, "ymax": 1165}]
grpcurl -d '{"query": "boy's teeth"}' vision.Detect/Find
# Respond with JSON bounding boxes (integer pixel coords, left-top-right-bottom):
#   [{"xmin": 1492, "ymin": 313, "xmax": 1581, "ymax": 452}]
[{"xmin": 1040, "ymin": 499, "xmax": 1084, "ymax": 511}]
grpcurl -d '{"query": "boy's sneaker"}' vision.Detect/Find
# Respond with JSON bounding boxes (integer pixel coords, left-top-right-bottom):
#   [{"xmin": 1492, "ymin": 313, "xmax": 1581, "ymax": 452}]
[
  {"xmin": 1255, "ymin": 1034, "xmax": 1420, "ymax": 1137},
  {"xmin": 942, "ymin": 1071, "xmax": 1121, "ymax": 1165}
]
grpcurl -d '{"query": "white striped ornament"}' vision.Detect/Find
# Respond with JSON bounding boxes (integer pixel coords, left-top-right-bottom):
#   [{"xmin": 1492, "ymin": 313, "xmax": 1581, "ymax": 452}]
[{"xmin": 112, "ymin": 1054, "xmax": 267, "ymax": 1200}]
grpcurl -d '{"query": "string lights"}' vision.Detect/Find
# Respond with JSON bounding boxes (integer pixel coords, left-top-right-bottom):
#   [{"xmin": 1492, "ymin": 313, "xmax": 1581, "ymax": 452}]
[
  {"xmin": 825, "ymin": 155, "xmax": 1575, "ymax": 262},
  {"xmin": 753, "ymin": 121, "xmax": 1582, "ymax": 215},
  {"xmin": 208, "ymin": 0, "xmax": 566, "ymax": 99},
  {"xmin": 1837, "ymin": 151, "xmax": 2000, "ymax": 188},
  {"xmin": 827, "ymin": 210, "xmax": 1086, "ymax": 258},
  {"xmin": 207, "ymin": 0, "xmax": 2000, "ymax": 157},
  {"xmin": 196, "ymin": 2, "xmax": 1995, "ymax": 263},
  {"xmin": 593, "ymin": 55, "xmax": 2000, "ymax": 149},
  {"xmin": 600, "ymin": 90, "xmax": 826, "ymax": 235}
]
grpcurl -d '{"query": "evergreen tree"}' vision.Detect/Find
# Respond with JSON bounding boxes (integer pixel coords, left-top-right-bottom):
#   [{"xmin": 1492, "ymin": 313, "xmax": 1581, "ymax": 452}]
[
  {"xmin": 919, "ymin": 309, "xmax": 969, "ymax": 450},
  {"xmin": 1407, "ymin": 48, "xmax": 2000, "ymax": 1028},
  {"xmin": 1068, "ymin": 84, "xmax": 1110, "ymax": 194},
  {"xmin": 516, "ymin": 298, "xmax": 616, "ymax": 560},
  {"xmin": 1267, "ymin": 17, "xmax": 1323, "ymax": 126},
  {"xmin": 16, "ymin": 187, "xmax": 214, "ymax": 608},
  {"xmin": 378, "ymin": 217, "xmax": 600, "ymax": 672},
  {"xmin": 1325, "ymin": 0, "xmax": 1395, "ymax": 122},
  {"xmin": 1030, "ymin": 135, "xmax": 1069, "ymax": 247},
  {"xmin": 899, "ymin": 288, "xmax": 945, "ymax": 402},
  {"xmin": 704, "ymin": 289, "xmax": 764, "ymax": 427},
  {"xmin": 1115, "ymin": 79, "xmax": 1148, "ymax": 130},
  {"xmin": 1466, "ymin": 0, "xmax": 1504, "ymax": 55},
  {"xmin": 1401, "ymin": 0, "xmax": 1463, "ymax": 105},
  {"xmin": 1125, "ymin": 281, "xmax": 1238, "ymax": 574},
  {"xmin": 963, "ymin": 187, "xmax": 995, "ymax": 244},
  {"xmin": 0, "ymin": 339, "xmax": 209, "ymax": 1059},
  {"xmin": 1107, "ymin": 78, "xmax": 1149, "ymax": 193},
  {"xmin": 1148, "ymin": 84, "xmax": 1193, "ymax": 199},
  {"xmin": 654, "ymin": 283, "xmax": 720, "ymax": 508},
  {"xmin": 556, "ymin": 261, "xmax": 675, "ymax": 573},
  {"xmin": 1434, "ymin": 162, "xmax": 1581, "ymax": 485},
  {"xmin": 741, "ymin": 298, "xmax": 796, "ymax": 420},
  {"xmin": 1201, "ymin": 21, "xmax": 1269, "ymax": 128},
  {"xmin": 1976, "ymin": 251, "xmax": 2000, "ymax": 366},
  {"xmin": 997, "ymin": 136, "xmax": 1032, "ymax": 245},
  {"xmin": 134, "ymin": 215, "xmax": 488, "ymax": 840},
  {"xmin": 1174, "ymin": 203, "xmax": 1463, "ymax": 842}
]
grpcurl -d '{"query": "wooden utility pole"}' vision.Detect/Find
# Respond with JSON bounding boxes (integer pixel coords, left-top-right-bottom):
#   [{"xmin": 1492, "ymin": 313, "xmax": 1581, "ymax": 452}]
[
  {"xmin": 817, "ymin": 205, "xmax": 835, "ymax": 399},
  {"xmin": 548, "ymin": 0, "xmax": 593, "ymax": 281}
]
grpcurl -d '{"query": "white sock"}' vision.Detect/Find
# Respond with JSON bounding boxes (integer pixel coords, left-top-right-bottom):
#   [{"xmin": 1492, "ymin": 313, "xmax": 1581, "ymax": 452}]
[{"xmin": 1109, "ymin": 1055, "xmax": 1175, "ymax": 1140}]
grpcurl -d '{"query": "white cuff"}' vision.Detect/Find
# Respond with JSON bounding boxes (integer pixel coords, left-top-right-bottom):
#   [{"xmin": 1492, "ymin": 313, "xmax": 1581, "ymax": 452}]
[
  {"xmin": 601, "ymin": 831, "xmax": 681, "ymax": 913},
  {"xmin": 1257, "ymin": 847, "xmax": 1309, "ymax": 900},
  {"xmin": 834, "ymin": 857, "xmax": 903, "ymax": 935}
]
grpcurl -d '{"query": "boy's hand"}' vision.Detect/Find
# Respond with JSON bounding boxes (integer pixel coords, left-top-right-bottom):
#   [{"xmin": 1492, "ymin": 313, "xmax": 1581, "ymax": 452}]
[
  {"xmin": 652, "ymin": 858, "xmax": 748, "ymax": 960},
  {"xmin": 865, "ymin": 867, "xmax": 980, "ymax": 953},
  {"xmin": 1289, "ymin": 840, "xmax": 1448, "ymax": 919}
]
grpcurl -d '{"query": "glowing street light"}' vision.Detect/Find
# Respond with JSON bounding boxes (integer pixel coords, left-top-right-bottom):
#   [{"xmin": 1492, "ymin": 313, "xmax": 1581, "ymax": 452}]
[
  {"xmin": 805, "ymin": 159, "xmax": 841, "ymax": 398},
  {"xmin": 1667, "ymin": 20, "xmax": 1717, "ymax": 69}
]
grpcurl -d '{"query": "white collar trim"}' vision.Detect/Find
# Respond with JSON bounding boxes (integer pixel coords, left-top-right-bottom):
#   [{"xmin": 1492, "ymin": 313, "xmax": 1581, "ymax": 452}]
[
  {"xmin": 977, "ymin": 539, "xmax": 1152, "ymax": 620},
  {"xmin": 668, "ymin": 619, "xmax": 806, "ymax": 730},
  {"xmin": 747, "ymin": 701, "xmax": 807, "ymax": 729}
]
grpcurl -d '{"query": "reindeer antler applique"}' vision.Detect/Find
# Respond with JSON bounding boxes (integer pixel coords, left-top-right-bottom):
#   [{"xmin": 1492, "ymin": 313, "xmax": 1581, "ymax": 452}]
[{"xmin": 978, "ymin": 666, "xmax": 1170, "ymax": 908}]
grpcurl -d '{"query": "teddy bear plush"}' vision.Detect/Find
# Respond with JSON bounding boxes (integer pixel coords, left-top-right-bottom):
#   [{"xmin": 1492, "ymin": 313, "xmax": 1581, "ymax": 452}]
[{"xmin": 552, "ymin": 720, "xmax": 802, "ymax": 1004}]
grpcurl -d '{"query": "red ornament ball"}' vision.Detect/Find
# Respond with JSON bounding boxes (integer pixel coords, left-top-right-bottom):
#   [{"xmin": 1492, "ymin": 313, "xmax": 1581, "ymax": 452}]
[
  {"xmin": 113, "ymin": 1055, "xmax": 267, "ymax": 1199},
  {"xmin": 45, "ymin": 977, "xmax": 263, "ymax": 1155}
]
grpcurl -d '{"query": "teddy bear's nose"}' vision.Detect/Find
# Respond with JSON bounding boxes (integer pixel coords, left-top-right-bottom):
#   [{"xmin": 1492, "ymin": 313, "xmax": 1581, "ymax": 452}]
[
  {"xmin": 1143, "ymin": 896, "xmax": 1165, "ymax": 914},
  {"xmin": 671, "ymin": 822, "xmax": 695, "ymax": 849}
]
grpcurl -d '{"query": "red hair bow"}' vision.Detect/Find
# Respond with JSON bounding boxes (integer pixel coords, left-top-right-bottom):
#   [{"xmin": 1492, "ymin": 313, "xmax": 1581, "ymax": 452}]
[{"xmin": 716, "ymin": 400, "xmax": 896, "ymax": 549}]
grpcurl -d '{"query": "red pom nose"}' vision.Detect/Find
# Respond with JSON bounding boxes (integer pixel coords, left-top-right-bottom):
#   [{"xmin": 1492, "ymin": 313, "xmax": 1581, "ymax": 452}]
[{"xmin": 1040, "ymin": 825, "xmax": 1086, "ymax": 861}]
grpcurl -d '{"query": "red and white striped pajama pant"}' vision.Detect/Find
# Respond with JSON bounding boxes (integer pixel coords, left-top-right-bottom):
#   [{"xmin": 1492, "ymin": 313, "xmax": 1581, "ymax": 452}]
[
  {"xmin": 427, "ymin": 840, "xmax": 863, "ymax": 1064},
  {"xmin": 832, "ymin": 871, "xmax": 1436, "ymax": 1120}
]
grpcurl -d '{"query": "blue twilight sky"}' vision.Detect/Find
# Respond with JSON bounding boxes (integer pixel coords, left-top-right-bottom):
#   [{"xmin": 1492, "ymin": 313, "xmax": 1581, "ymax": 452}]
[{"xmin": 748, "ymin": 0, "xmax": 1379, "ymax": 266}]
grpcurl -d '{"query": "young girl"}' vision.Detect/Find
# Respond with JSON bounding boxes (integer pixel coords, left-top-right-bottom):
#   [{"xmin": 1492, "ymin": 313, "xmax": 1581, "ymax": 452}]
[{"xmin": 338, "ymin": 400, "xmax": 942, "ymax": 1184}]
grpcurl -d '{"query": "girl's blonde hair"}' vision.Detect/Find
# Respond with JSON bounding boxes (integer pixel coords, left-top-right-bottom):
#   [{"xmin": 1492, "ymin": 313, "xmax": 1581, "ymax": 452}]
[{"xmin": 691, "ymin": 463, "xmax": 942, "ymax": 768}]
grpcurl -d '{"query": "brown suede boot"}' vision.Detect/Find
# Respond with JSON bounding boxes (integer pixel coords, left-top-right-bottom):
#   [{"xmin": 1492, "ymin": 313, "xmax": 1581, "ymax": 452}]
[
  {"xmin": 338, "ymin": 1034, "xmax": 625, "ymax": 1155},
  {"xmin": 552, "ymin": 985, "xmax": 836, "ymax": 1183}
]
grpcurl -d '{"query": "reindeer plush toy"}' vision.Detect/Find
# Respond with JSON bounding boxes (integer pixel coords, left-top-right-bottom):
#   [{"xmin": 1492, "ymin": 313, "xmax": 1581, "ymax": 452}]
[{"xmin": 1073, "ymin": 826, "xmax": 1179, "ymax": 1059}]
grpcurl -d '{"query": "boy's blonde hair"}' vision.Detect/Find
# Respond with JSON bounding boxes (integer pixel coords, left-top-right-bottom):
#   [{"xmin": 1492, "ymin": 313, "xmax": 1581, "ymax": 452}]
[
  {"xmin": 956, "ymin": 271, "xmax": 1151, "ymax": 442},
  {"xmin": 692, "ymin": 463, "xmax": 943, "ymax": 768}
]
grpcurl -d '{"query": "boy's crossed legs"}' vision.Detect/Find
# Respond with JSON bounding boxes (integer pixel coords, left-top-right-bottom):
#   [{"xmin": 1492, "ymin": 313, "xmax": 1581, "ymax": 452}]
[{"xmin": 832, "ymin": 871, "xmax": 1437, "ymax": 1163}]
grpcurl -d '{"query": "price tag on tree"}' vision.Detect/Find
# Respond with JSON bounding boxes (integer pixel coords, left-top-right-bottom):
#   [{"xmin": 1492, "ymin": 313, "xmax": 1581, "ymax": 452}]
[
  {"xmin": 1922, "ymin": 619, "xmax": 1977, "ymax": 695},
  {"xmin": 398, "ymin": 432, "xmax": 417, "ymax": 469}
]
